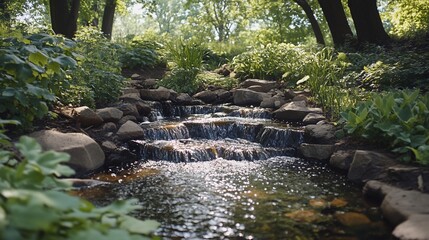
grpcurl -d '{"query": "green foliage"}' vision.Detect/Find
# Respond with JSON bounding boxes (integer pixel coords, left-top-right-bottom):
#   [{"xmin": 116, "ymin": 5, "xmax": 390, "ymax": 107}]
[
  {"xmin": 341, "ymin": 90, "xmax": 429, "ymax": 165},
  {"xmin": 119, "ymin": 36, "xmax": 164, "ymax": 69},
  {"xmin": 158, "ymin": 39, "xmax": 205, "ymax": 94},
  {"xmin": 197, "ymin": 71, "xmax": 238, "ymax": 90},
  {"xmin": 0, "ymin": 33, "xmax": 77, "ymax": 128},
  {"xmin": 73, "ymin": 27, "xmax": 126, "ymax": 107},
  {"xmin": 385, "ymin": 0, "xmax": 429, "ymax": 38},
  {"xmin": 298, "ymin": 48, "xmax": 363, "ymax": 119},
  {"xmin": 231, "ymin": 43, "xmax": 304, "ymax": 81},
  {"xmin": 0, "ymin": 136, "xmax": 159, "ymax": 239}
]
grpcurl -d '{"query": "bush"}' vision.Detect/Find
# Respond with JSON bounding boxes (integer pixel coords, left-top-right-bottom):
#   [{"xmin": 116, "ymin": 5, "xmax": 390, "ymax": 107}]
[
  {"xmin": 158, "ymin": 39, "xmax": 205, "ymax": 94},
  {"xmin": 73, "ymin": 28, "xmax": 126, "ymax": 107},
  {"xmin": 341, "ymin": 90, "xmax": 429, "ymax": 165},
  {"xmin": 119, "ymin": 36, "xmax": 164, "ymax": 70},
  {"xmin": 231, "ymin": 43, "xmax": 305, "ymax": 81},
  {"xmin": 0, "ymin": 33, "xmax": 77, "ymax": 128},
  {"xmin": 0, "ymin": 127, "xmax": 159, "ymax": 239},
  {"xmin": 197, "ymin": 71, "xmax": 238, "ymax": 90}
]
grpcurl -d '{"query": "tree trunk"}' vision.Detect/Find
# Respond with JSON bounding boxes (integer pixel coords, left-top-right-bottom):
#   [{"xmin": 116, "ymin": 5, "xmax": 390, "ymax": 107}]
[
  {"xmin": 348, "ymin": 0, "xmax": 390, "ymax": 45},
  {"xmin": 49, "ymin": 0, "xmax": 80, "ymax": 39},
  {"xmin": 101, "ymin": 0, "xmax": 116, "ymax": 39},
  {"xmin": 293, "ymin": 0, "xmax": 325, "ymax": 45},
  {"xmin": 318, "ymin": 0, "xmax": 353, "ymax": 46}
]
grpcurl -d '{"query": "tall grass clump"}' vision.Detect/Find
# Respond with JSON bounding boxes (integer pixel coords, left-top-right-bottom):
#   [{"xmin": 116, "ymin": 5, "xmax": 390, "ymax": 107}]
[{"xmin": 158, "ymin": 39, "xmax": 205, "ymax": 94}]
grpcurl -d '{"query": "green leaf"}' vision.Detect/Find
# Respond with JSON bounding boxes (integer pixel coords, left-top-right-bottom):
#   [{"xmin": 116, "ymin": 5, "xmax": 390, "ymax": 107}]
[
  {"xmin": 6, "ymin": 203, "xmax": 60, "ymax": 230},
  {"xmin": 120, "ymin": 216, "xmax": 160, "ymax": 235},
  {"xmin": 52, "ymin": 56, "xmax": 77, "ymax": 69}
]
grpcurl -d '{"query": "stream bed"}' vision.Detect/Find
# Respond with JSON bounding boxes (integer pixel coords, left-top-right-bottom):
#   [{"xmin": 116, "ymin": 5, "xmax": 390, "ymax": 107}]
[{"xmin": 76, "ymin": 105, "xmax": 391, "ymax": 239}]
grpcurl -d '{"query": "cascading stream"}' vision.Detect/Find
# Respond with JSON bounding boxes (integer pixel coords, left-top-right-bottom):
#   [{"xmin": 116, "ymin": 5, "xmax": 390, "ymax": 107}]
[{"xmin": 78, "ymin": 105, "xmax": 390, "ymax": 240}]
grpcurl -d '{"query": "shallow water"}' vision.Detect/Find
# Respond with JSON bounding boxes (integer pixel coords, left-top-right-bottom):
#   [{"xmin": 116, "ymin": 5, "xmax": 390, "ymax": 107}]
[
  {"xmin": 77, "ymin": 106, "xmax": 391, "ymax": 239},
  {"xmin": 78, "ymin": 157, "xmax": 390, "ymax": 240}
]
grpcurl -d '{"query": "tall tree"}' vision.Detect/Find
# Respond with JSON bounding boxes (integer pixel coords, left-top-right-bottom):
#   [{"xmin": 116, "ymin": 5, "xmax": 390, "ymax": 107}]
[
  {"xmin": 318, "ymin": 0, "xmax": 353, "ymax": 45},
  {"xmin": 293, "ymin": 0, "xmax": 325, "ymax": 45},
  {"xmin": 348, "ymin": 0, "xmax": 390, "ymax": 45},
  {"xmin": 49, "ymin": 0, "xmax": 81, "ymax": 39},
  {"xmin": 186, "ymin": 0, "xmax": 248, "ymax": 42},
  {"xmin": 140, "ymin": 0, "xmax": 187, "ymax": 34},
  {"xmin": 102, "ymin": 0, "xmax": 116, "ymax": 39}
]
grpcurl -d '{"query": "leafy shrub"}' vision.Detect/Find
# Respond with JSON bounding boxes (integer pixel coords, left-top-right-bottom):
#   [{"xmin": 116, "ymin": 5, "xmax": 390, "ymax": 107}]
[
  {"xmin": 158, "ymin": 39, "xmax": 205, "ymax": 94},
  {"xmin": 231, "ymin": 43, "xmax": 305, "ymax": 81},
  {"xmin": 73, "ymin": 27, "xmax": 126, "ymax": 107},
  {"xmin": 0, "ymin": 134, "xmax": 159, "ymax": 239},
  {"xmin": 341, "ymin": 90, "xmax": 429, "ymax": 165},
  {"xmin": 0, "ymin": 33, "xmax": 77, "ymax": 128},
  {"xmin": 197, "ymin": 71, "xmax": 238, "ymax": 90},
  {"xmin": 119, "ymin": 36, "xmax": 164, "ymax": 69},
  {"xmin": 298, "ymin": 48, "xmax": 363, "ymax": 119}
]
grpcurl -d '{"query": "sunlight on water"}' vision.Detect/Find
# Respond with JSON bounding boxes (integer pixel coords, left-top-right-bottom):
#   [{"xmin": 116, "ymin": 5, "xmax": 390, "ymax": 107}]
[{"xmin": 80, "ymin": 157, "xmax": 390, "ymax": 240}]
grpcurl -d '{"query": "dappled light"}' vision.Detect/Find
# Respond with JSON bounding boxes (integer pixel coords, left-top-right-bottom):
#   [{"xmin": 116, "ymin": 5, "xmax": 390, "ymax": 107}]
[{"xmin": 1, "ymin": 0, "xmax": 428, "ymax": 239}]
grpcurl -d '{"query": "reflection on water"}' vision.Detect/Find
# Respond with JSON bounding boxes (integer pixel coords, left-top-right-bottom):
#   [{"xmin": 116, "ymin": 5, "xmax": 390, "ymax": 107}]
[{"xmin": 77, "ymin": 157, "xmax": 390, "ymax": 239}]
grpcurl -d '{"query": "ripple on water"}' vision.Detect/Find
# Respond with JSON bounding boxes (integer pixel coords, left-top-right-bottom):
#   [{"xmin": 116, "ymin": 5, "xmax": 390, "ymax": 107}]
[{"xmin": 79, "ymin": 157, "xmax": 391, "ymax": 239}]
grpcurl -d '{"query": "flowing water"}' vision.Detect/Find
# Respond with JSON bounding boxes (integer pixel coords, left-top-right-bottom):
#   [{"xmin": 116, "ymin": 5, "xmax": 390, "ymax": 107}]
[{"xmin": 76, "ymin": 105, "xmax": 391, "ymax": 239}]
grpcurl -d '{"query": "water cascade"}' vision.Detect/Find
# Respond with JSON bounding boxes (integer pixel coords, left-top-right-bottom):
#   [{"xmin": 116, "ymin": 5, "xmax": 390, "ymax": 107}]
[{"xmin": 79, "ymin": 105, "xmax": 390, "ymax": 239}]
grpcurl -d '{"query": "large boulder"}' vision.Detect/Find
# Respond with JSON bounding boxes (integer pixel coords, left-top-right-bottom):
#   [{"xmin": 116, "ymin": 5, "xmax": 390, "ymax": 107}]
[
  {"xmin": 381, "ymin": 189, "xmax": 429, "ymax": 226},
  {"xmin": 273, "ymin": 101, "xmax": 322, "ymax": 122},
  {"xmin": 140, "ymin": 87, "xmax": 171, "ymax": 101},
  {"xmin": 393, "ymin": 214, "xmax": 429, "ymax": 240},
  {"xmin": 96, "ymin": 107, "xmax": 123, "ymax": 122},
  {"xmin": 240, "ymin": 79, "xmax": 279, "ymax": 92},
  {"xmin": 73, "ymin": 106, "xmax": 103, "ymax": 127},
  {"xmin": 348, "ymin": 150, "xmax": 397, "ymax": 183},
  {"xmin": 299, "ymin": 143, "xmax": 336, "ymax": 160},
  {"xmin": 233, "ymin": 89, "xmax": 269, "ymax": 106},
  {"xmin": 304, "ymin": 123, "xmax": 336, "ymax": 144},
  {"xmin": 30, "ymin": 130, "xmax": 105, "ymax": 174},
  {"xmin": 119, "ymin": 92, "xmax": 142, "ymax": 102},
  {"xmin": 117, "ymin": 120, "xmax": 144, "ymax": 141}
]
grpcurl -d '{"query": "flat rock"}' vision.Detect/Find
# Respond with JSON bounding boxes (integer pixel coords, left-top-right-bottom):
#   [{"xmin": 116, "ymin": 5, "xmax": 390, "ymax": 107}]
[
  {"xmin": 140, "ymin": 87, "xmax": 171, "ymax": 101},
  {"xmin": 303, "ymin": 113, "xmax": 326, "ymax": 125},
  {"xmin": 299, "ymin": 143, "xmax": 335, "ymax": 160},
  {"xmin": 329, "ymin": 150, "xmax": 355, "ymax": 171},
  {"xmin": 233, "ymin": 89, "xmax": 269, "ymax": 106},
  {"xmin": 393, "ymin": 214, "xmax": 429, "ymax": 240},
  {"xmin": 387, "ymin": 166, "xmax": 429, "ymax": 193},
  {"xmin": 30, "ymin": 130, "xmax": 105, "ymax": 175},
  {"xmin": 142, "ymin": 78, "xmax": 158, "ymax": 89},
  {"xmin": 130, "ymin": 73, "xmax": 142, "ymax": 80},
  {"xmin": 260, "ymin": 96, "xmax": 286, "ymax": 109},
  {"xmin": 119, "ymin": 92, "xmax": 142, "ymax": 102},
  {"xmin": 122, "ymin": 88, "xmax": 140, "ymax": 95},
  {"xmin": 73, "ymin": 106, "xmax": 103, "ymax": 127},
  {"xmin": 273, "ymin": 101, "xmax": 321, "ymax": 122},
  {"xmin": 363, "ymin": 180, "xmax": 403, "ymax": 204},
  {"xmin": 381, "ymin": 189, "xmax": 429, "ymax": 226},
  {"xmin": 304, "ymin": 123, "xmax": 336, "ymax": 144},
  {"xmin": 240, "ymin": 79, "xmax": 279, "ymax": 92},
  {"xmin": 117, "ymin": 120, "xmax": 144, "ymax": 141},
  {"xmin": 96, "ymin": 107, "xmax": 123, "ymax": 122},
  {"xmin": 193, "ymin": 90, "xmax": 218, "ymax": 103},
  {"xmin": 348, "ymin": 150, "xmax": 397, "ymax": 183}
]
